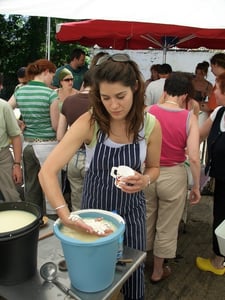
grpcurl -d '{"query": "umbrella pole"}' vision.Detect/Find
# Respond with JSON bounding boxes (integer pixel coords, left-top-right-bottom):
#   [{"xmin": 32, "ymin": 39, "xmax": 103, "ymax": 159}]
[{"xmin": 162, "ymin": 46, "xmax": 167, "ymax": 63}]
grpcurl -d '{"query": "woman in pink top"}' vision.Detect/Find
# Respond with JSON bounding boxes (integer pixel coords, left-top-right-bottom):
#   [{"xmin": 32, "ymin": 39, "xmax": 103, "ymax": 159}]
[{"xmin": 145, "ymin": 72, "xmax": 201, "ymax": 283}]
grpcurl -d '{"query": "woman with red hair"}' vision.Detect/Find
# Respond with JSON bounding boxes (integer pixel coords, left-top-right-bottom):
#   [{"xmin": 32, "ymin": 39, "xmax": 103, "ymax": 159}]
[{"xmin": 10, "ymin": 59, "xmax": 59, "ymax": 217}]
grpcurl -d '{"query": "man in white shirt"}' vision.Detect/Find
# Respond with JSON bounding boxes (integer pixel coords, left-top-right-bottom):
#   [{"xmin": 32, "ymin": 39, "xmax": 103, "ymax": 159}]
[{"xmin": 145, "ymin": 63, "xmax": 172, "ymax": 106}]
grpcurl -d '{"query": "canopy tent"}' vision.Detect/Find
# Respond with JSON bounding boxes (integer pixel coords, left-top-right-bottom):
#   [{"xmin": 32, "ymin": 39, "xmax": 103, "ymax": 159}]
[
  {"xmin": 56, "ymin": 19, "xmax": 225, "ymax": 49},
  {"xmin": 1, "ymin": 0, "xmax": 225, "ymax": 29},
  {"xmin": 1, "ymin": 0, "xmax": 225, "ymax": 61},
  {"xmin": 56, "ymin": 19, "xmax": 225, "ymax": 62}
]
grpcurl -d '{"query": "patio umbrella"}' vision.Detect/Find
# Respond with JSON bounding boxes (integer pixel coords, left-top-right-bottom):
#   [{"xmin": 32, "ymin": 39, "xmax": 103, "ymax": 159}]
[
  {"xmin": 2, "ymin": 0, "xmax": 225, "ymax": 61},
  {"xmin": 1, "ymin": 0, "xmax": 225, "ymax": 29},
  {"xmin": 56, "ymin": 19, "xmax": 225, "ymax": 62},
  {"xmin": 56, "ymin": 19, "xmax": 225, "ymax": 49}
]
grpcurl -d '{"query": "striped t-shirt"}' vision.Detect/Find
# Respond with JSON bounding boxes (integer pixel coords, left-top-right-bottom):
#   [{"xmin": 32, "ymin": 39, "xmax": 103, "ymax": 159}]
[{"xmin": 15, "ymin": 81, "xmax": 58, "ymax": 139}]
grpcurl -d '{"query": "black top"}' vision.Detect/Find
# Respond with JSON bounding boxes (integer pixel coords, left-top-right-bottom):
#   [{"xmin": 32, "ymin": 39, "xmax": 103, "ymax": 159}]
[{"xmin": 206, "ymin": 106, "xmax": 225, "ymax": 181}]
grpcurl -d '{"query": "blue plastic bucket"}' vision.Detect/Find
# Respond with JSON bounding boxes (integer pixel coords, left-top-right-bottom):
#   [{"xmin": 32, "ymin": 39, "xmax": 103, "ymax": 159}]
[{"xmin": 54, "ymin": 209, "xmax": 125, "ymax": 292}]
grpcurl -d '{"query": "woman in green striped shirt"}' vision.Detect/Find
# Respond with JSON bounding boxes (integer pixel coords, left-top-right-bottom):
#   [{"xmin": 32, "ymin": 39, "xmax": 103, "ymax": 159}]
[{"xmin": 10, "ymin": 59, "xmax": 60, "ymax": 216}]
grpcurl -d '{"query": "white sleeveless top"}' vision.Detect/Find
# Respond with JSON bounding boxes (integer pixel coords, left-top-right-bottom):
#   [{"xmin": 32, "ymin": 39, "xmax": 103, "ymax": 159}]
[{"xmin": 85, "ymin": 113, "xmax": 156, "ymax": 170}]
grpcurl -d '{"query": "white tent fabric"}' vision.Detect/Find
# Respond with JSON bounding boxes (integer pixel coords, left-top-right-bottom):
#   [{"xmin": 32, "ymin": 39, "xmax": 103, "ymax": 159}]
[{"xmin": 1, "ymin": 0, "xmax": 225, "ymax": 28}]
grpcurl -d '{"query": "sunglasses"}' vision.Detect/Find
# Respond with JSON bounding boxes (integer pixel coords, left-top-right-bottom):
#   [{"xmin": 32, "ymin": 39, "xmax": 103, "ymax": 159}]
[
  {"xmin": 62, "ymin": 78, "xmax": 74, "ymax": 82},
  {"xmin": 96, "ymin": 53, "xmax": 131, "ymax": 66}
]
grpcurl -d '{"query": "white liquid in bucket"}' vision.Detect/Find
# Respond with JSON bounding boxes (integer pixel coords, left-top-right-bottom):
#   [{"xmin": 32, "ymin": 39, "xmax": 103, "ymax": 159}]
[
  {"xmin": 60, "ymin": 218, "xmax": 117, "ymax": 242},
  {"xmin": 0, "ymin": 210, "xmax": 36, "ymax": 233}
]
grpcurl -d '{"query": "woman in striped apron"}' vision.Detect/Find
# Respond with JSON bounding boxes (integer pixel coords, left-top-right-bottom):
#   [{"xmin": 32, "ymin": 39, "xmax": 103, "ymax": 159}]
[{"xmin": 39, "ymin": 53, "xmax": 162, "ymax": 300}]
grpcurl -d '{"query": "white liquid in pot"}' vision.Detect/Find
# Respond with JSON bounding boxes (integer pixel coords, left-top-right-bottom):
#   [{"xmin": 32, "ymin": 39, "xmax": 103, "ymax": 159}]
[
  {"xmin": 60, "ymin": 217, "xmax": 117, "ymax": 242},
  {"xmin": 0, "ymin": 210, "xmax": 36, "ymax": 233}
]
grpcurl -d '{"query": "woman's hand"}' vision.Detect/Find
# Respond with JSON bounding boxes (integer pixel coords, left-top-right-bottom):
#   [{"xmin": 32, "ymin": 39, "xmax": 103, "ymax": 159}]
[
  {"xmin": 65, "ymin": 214, "xmax": 114, "ymax": 237},
  {"xmin": 17, "ymin": 120, "xmax": 26, "ymax": 132},
  {"xmin": 12, "ymin": 164, "xmax": 23, "ymax": 184},
  {"xmin": 119, "ymin": 172, "xmax": 150, "ymax": 193},
  {"xmin": 189, "ymin": 187, "xmax": 201, "ymax": 205}
]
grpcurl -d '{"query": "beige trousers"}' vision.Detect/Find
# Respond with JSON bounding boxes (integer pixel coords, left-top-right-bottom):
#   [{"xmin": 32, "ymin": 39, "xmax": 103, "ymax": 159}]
[{"xmin": 144, "ymin": 164, "xmax": 187, "ymax": 258}]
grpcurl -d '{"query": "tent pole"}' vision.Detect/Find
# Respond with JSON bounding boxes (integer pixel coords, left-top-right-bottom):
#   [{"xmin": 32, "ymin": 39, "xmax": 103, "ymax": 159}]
[
  {"xmin": 46, "ymin": 17, "xmax": 51, "ymax": 60},
  {"xmin": 162, "ymin": 46, "xmax": 167, "ymax": 63}
]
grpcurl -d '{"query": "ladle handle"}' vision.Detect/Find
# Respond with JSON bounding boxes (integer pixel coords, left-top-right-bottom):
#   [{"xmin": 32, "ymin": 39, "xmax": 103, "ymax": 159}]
[
  {"xmin": 54, "ymin": 280, "xmax": 78, "ymax": 299},
  {"xmin": 67, "ymin": 288, "xmax": 79, "ymax": 299}
]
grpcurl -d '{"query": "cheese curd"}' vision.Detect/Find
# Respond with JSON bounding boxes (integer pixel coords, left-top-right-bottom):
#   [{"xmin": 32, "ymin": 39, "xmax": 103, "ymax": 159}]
[{"xmin": 61, "ymin": 217, "xmax": 117, "ymax": 242}]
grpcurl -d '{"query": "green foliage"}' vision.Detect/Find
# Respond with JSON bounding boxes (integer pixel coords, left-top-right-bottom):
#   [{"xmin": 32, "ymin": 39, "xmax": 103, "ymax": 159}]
[{"xmin": 0, "ymin": 15, "xmax": 90, "ymax": 99}]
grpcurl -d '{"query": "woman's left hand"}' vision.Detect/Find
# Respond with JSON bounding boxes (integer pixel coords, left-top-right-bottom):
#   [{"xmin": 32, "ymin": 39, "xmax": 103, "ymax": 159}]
[
  {"xmin": 189, "ymin": 187, "xmax": 201, "ymax": 204},
  {"xmin": 119, "ymin": 172, "xmax": 149, "ymax": 193}
]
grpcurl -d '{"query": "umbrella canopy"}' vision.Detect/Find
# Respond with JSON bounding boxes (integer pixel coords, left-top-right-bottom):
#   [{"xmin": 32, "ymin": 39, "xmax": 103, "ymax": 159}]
[
  {"xmin": 56, "ymin": 19, "xmax": 225, "ymax": 50},
  {"xmin": 1, "ymin": 0, "xmax": 225, "ymax": 29}
]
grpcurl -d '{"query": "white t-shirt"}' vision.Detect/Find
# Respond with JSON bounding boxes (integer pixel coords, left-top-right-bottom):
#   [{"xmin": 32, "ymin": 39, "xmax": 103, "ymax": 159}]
[{"xmin": 145, "ymin": 78, "xmax": 166, "ymax": 106}]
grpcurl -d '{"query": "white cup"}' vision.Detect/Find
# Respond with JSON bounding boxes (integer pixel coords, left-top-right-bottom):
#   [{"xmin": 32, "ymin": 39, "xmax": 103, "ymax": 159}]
[{"xmin": 110, "ymin": 165, "xmax": 135, "ymax": 188}]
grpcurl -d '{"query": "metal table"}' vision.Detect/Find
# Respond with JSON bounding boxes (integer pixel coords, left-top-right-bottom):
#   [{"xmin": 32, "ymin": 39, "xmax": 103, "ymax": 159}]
[{"xmin": 0, "ymin": 220, "xmax": 146, "ymax": 300}]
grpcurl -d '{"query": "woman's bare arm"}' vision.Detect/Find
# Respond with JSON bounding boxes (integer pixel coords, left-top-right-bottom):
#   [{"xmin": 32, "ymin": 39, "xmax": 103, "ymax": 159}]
[{"xmin": 57, "ymin": 113, "xmax": 68, "ymax": 141}]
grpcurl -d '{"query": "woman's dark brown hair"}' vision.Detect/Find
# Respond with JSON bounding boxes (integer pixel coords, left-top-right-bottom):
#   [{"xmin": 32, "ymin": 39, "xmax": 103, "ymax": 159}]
[
  {"xmin": 89, "ymin": 56, "xmax": 146, "ymax": 142},
  {"xmin": 216, "ymin": 72, "xmax": 225, "ymax": 94},
  {"xmin": 210, "ymin": 53, "xmax": 225, "ymax": 69},
  {"xmin": 195, "ymin": 61, "xmax": 209, "ymax": 76}
]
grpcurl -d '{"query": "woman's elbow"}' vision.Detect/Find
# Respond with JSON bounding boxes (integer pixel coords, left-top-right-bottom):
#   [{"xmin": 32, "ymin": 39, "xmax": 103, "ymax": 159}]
[
  {"xmin": 51, "ymin": 121, "xmax": 58, "ymax": 132},
  {"xmin": 56, "ymin": 129, "xmax": 65, "ymax": 142},
  {"xmin": 38, "ymin": 163, "xmax": 52, "ymax": 186},
  {"xmin": 56, "ymin": 133, "xmax": 62, "ymax": 142},
  {"xmin": 38, "ymin": 166, "xmax": 45, "ymax": 186},
  {"xmin": 188, "ymin": 156, "xmax": 200, "ymax": 166}
]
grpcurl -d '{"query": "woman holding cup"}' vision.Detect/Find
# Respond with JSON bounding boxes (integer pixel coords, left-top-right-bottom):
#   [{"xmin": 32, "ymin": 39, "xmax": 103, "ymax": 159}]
[{"xmin": 39, "ymin": 53, "xmax": 162, "ymax": 300}]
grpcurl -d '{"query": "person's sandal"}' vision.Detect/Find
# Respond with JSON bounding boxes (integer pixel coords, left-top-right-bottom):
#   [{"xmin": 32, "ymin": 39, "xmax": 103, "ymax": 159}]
[
  {"xmin": 150, "ymin": 265, "xmax": 171, "ymax": 283},
  {"xmin": 196, "ymin": 257, "xmax": 225, "ymax": 275}
]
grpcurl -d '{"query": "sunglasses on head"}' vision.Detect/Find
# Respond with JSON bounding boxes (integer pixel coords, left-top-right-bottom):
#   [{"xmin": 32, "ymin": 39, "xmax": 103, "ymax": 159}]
[
  {"xmin": 63, "ymin": 78, "xmax": 74, "ymax": 82},
  {"xmin": 96, "ymin": 53, "xmax": 131, "ymax": 66}
]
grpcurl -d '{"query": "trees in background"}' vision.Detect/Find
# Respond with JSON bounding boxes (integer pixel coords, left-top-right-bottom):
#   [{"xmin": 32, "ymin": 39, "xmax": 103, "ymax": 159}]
[{"xmin": 0, "ymin": 15, "xmax": 89, "ymax": 99}]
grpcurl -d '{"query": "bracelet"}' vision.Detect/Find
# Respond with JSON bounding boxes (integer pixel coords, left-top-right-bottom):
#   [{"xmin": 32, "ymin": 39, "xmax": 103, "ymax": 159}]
[
  {"xmin": 144, "ymin": 174, "xmax": 151, "ymax": 186},
  {"xmin": 55, "ymin": 204, "xmax": 67, "ymax": 210},
  {"xmin": 13, "ymin": 162, "xmax": 21, "ymax": 165},
  {"xmin": 12, "ymin": 164, "xmax": 21, "ymax": 169}
]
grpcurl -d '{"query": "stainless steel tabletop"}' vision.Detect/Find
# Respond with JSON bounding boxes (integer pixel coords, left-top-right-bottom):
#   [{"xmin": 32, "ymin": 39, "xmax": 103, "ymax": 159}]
[{"xmin": 0, "ymin": 220, "xmax": 146, "ymax": 300}]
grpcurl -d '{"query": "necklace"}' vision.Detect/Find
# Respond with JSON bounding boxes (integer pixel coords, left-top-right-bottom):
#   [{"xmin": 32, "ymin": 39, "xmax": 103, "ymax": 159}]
[{"xmin": 164, "ymin": 100, "xmax": 179, "ymax": 106}]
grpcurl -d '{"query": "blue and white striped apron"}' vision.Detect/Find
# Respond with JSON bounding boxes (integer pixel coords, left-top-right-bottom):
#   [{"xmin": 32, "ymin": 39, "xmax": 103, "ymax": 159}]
[{"xmin": 82, "ymin": 131, "xmax": 146, "ymax": 300}]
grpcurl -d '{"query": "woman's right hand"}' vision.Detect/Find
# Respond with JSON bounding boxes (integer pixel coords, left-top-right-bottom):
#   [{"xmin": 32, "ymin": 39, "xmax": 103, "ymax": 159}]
[{"xmin": 64, "ymin": 215, "xmax": 113, "ymax": 237}]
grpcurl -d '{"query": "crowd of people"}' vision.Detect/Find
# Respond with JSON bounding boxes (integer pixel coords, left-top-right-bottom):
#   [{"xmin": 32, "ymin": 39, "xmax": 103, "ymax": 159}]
[{"xmin": 1, "ymin": 49, "xmax": 225, "ymax": 299}]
